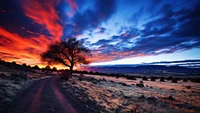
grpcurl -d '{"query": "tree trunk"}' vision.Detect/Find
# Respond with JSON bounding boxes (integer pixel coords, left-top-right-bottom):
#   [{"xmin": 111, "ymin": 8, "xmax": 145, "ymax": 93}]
[{"xmin": 69, "ymin": 65, "xmax": 73, "ymax": 76}]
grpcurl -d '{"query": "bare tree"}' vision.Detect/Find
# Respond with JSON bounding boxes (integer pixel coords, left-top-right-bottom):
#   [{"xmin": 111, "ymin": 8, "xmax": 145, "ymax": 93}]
[{"xmin": 41, "ymin": 38, "xmax": 91, "ymax": 75}]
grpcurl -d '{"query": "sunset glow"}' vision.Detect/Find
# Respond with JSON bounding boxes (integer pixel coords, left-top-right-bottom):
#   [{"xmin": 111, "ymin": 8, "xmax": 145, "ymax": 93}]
[{"xmin": 0, "ymin": 0, "xmax": 200, "ymax": 68}]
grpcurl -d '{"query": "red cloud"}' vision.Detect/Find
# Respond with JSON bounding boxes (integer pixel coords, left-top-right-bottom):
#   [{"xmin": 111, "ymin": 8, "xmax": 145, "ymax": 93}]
[
  {"xmin": 21, "ymin": 0, "xmax": 63, "ymax": 42},
  {"xmin": 0, "ymin": 27, "xmax": 50, "ymax": 65}
]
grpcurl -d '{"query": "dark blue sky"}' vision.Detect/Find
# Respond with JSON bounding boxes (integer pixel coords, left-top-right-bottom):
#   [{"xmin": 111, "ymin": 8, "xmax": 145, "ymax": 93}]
[{"xmin": 0, "ymin": 0, "xmax": 200, "ymax": 67}]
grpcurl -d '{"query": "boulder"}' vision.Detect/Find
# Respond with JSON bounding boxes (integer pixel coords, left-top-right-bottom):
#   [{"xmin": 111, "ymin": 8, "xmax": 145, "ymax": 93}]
[
  {"xmin": 176, "ymin": 102, "xmax": 194, "ymax": 109},
  {"xmin": 136, "ymin": 83, "xmax": 144, "ymax": 87},
  {"xmin": 92, "ymin": 80, "xmax": 98, "ymax": 84},
  {"xmin": 139, "ymin": 95, "xmax": 146, "ymax": 99},
  {"xmin": 163, "ymin": 96, "xmax": 176, "ymax": 101},
  {"xmin": 147, "ymin": 96, "xmax": 157, "ymax": 102}
]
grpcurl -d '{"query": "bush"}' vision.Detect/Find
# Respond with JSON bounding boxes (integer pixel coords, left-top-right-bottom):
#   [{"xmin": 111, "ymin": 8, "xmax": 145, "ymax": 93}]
[
  {"xmin": 171, "ymin": 78, "xmax": 178, "ymax": 83},
  {"xmin": 10, "ymin": 73, "xmax": 21, "ymax": 81},
  {"xmin": 190, "ymin": 78, "xmax": 200, "ymax": 83},
  {"xmin": 10, "ymin": 73, "xmax": 27, "ymax": 81},
  {"xmin": 60, "ymin": 71, "xmax": 72, "ymax": 81},
  {"xmin": 60, "ymin": 75, "xmax": 71, "ymax": 81},
  {"xmin": 150, "ymin": 76, "xmax": 156, "ymax": 81},
  {"xmin": 142, "ymin": 76, "xmax": 148, "ymax": 81},
  {"xmin": 94, "ymin": 72, "xmax": 100, "ymax": 75},
  {"xmin": 160, "ymin": 77, "xmax": 165, "ymax": 82},
  {"xmin": 185, "ymin": 85, "xmax": 191, "ymax": 89},
  {"xmin": 136, "ymin": 81, "xmax": 144, "ymax": 87},
  {"xmin": 136, "ymin": 75, "xmax": 142, "ymax": 78},
  {"xmin": 167, "ymin": 76, "xmax": 173, "ymax": 80},
  {"xmin": 0, "ymin": 73, "xmax": 9, "ymax": 79},
  {"xmin": 183, "ymin": 78, "xmax": 188, "ymax": 82},
  {"xmin": 126, "ymin": 76, "xmax": 136, "ymax": 80},
  {"xmin": 89, "ymin": 71, "xmax": 94, "ymax": 74}
]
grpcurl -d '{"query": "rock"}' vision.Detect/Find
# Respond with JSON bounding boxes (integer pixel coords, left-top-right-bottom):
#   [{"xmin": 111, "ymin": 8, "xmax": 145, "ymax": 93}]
[
  {"xmin": 124, "ymin": 95, "xmax": 131, "ymax": 99},
  {"xmin": 111, "ymin": 94, "xmax": 115, "ymax": 98},
  {"xmin": 147, "ymin": 96, "xmax": 157, "ymax": 102},
  {"xmin": 110, "ymin": 80, "xmax": 114, "ymax": 83},
  {"xmin": 85, "ymin": 105, "xmax": 89, "ymax": 109},
  {"xmin": 176, "ymin": 102, "xmax": 194, "ymax": 109},
  {"xmin": 163, "ymin": 96, "xmax": 176, "ymax": 101},
  {"xmin": 136, "ymin": 83, "xmax": 144, "ymax": 87},
  {"xmin": 102, "ymin": 78, "xmax": 107, "ymax": 81},
  {"xmin": 139, "ymin": 95, "xmax": 146, "ymax": 99},
  {"xmin": 115, "ymin": 106, "xmax": 122, "ymax": 113},
  {"xmin": 92, "ymin": 80, "xmax": 98, "ymax": 84},
  {"xmin": 121, "ymin": 83, "xmax": 128, "ymax": 86}
]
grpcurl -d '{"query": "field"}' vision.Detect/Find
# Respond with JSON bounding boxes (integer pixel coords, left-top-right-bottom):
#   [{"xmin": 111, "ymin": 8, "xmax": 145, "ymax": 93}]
[
  {"xmin": 61, "ymin": 73, "xmax": 200, "ymax": 113},
  {"xmin": 0, "ymin": 60, "xmax": 200, "ymax": 113}
]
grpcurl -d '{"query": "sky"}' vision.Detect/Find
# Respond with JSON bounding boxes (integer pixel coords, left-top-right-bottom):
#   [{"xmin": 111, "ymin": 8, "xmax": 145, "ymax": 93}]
[{"xmin": 0, "ymin": 0, "xmax": 200, "ymax": 68}]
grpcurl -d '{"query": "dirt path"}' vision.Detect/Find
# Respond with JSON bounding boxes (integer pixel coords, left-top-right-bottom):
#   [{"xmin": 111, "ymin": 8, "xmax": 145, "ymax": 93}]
[{"xmin": 6, "ymin": 77, "xmax": 85, "ymax": 113}]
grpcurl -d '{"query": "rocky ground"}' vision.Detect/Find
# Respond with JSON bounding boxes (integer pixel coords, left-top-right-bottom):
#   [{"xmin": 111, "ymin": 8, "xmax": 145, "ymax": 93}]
[{"xmin": 61, "ymin": 74, "xmax": 200, "ymax": 113}]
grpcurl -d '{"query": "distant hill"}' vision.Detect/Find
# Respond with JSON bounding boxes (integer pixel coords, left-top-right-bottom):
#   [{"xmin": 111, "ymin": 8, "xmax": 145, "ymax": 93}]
[{"xmin": 79, "ymin": 65, "xmax": 200, "ymax": 76}]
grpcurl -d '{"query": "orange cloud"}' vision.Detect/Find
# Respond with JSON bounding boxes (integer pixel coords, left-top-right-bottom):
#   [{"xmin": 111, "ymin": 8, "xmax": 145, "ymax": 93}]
[
  {"xmin": 21, "ymin": 0, "xmax": 63, "ymax": 42},
  {"xmin": 0, "ymin": 27, "xmax": 50, "ymax": 65},
  {"xmin": 0, "ymin": 27, "xmax": 70, "ymax": 69}
]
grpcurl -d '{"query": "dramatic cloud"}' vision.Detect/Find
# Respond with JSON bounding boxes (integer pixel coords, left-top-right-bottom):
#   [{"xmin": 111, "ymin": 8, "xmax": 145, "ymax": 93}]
[
  {"xmin": 21, "ymin": 0, "xmax": 63, "ymax": 42},
  {"xmin": 62, "ymin": 0, "xmax": 116, "ymax": 38},
  {"xmin": 0, "ymin": 27, "xmax": 50, "ymax": 65},
  {"xmin": 0, "ymin": 0, "xmax": 200, "ymax": 66},
  {"xmin": 88, "ymin": 1, "xmax": 200, "ymax": 62}
]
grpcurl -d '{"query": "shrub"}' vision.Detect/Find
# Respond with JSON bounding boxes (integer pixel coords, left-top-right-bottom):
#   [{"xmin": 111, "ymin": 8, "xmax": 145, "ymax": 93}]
[
  {"xmin": 171, "ymin": 78, "xmax": 178, "ymax": 83},
  {"xmin": 80, "ymin": 73, "xmax": 84, "ymax": 76},
  {"xmin": 10, "ymin": 73, "xmax": 20, "ymax": 78},
  {"xmin": 185, "ymin": 85, "xmax": 191, "ymax": 89},
  {"xmin": 94, "ymin": 72, "xmax": 100, "ymax": 75},
  {"xmin": 142, "ymin": 76, "xmax": 148, "ymax": 81},
  {"xmin": 150, "ymin": 76, "xmax": 156, "ymax": 81},
  {"xmin": 10, "ymin": 73, "xmax": 27, "ymax": 81},
  {"xmin": 136, "ymin": 75, "xmax": 142, "ymax": 78},
  {"xmin": 60, "ymin": 75, "xmax": 71, "ymax": 81},
  {"xmin": 126, "ymin": 76, "xmax": 136, "ymax": 80},
  {"xmin": 160, "ymin": 77, "xmax": 165, "ymax": 82},
  {"xmin": 136, "ymin": 81, "xmax": 144, "ymax": 87},
  {"xmin": 190, "ymin": 78, "xmax": 200, "ymax": 83},
  {"xmin": 167, "ymin": 76, "xmax": 173, "ymax": 80},
  {"xmin": 89, "ymin": 71, "xmax": 94, "ymax": 74},
  {"xmin": 183, "ymin": 78, "xmax": 188, "ymax": 82},
  {"xmin": 0, "ymin": 73, "xmax": 9, "ymax": 79}
]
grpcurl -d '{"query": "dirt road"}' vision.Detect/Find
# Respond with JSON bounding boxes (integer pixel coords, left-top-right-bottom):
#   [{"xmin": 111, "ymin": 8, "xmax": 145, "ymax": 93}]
[{"xmin": 6, "ymin": 77, "xmax": 86, "ymax": 113}]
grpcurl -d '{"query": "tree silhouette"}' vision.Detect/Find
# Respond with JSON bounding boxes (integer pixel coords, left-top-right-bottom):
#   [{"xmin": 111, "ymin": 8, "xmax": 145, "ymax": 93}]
[
  {"xmin": 33, "ymin": 65, "xmax": 40, "ymax": 70},
  {"xmin": 44, "ymin": 65, "xmax": 51, "ymax": 70},
  {"xmin": 52, "ymin": 67, "xmax": 57, "ymax": 71},
  {"xmin": 22, "ymin": 63, "xmax": 27, "ymax": 67},
  {"xmin": 41, "ymin": 38, "xmax": 91, "ymax": 75}
]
